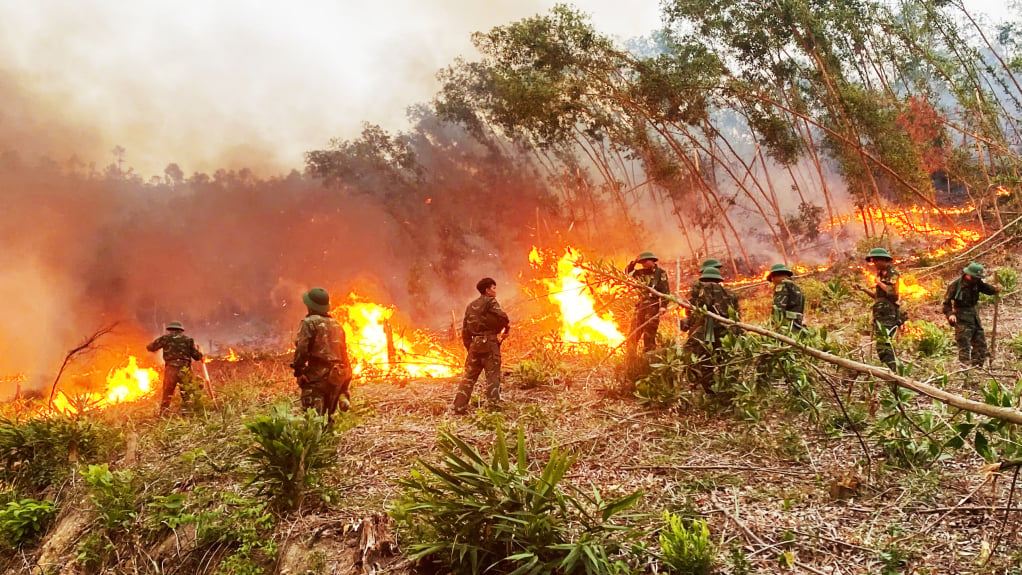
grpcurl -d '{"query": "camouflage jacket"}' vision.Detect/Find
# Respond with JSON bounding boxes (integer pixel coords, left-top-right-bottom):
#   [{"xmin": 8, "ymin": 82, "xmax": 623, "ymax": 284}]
[
  {"xmin": 146, "ymin": 332, "xmax": 203, "ymax": 367},
  {"xmin": 942, "ymin": 275, "xmax": 997, "ymax": 316},
  {"xmin": 873, "ymin": 267, "xmax": 900, "ymax": 306},
  {"xmin": 687, "ymin": 281, "xmax": 739, "ymax": 342},
  {"xmin": 627, "ymin": 264, "xmax": 670, "ymax": 310},
  {"xmin": 292, "ymin": 313, "xmax": 350, "ymax": 380},
  {"xmin": 462, "ymin": 295, "xmax": 510, "ymax": 349},
  {"xmin": 772, "ymin": 278, "xmax": 805, "ymax": 321}
]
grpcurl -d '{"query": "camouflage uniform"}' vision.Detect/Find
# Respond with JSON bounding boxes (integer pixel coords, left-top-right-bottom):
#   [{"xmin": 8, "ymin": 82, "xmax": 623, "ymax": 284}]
[
  {"xmin": 942, "ymin": 275, "xmax": 998, "ymax": 366},
  {"xmin": 683, "ymin": 280, "xmax": 739, "ymax": 392},
  {"xmin": 625, "ymin": 263, "xmax": 670, "ymax": 353},
  {"xmin": 291, "ymin": 313, "xmax": 352, "ymax": 418},
  {"xmin": 452, "ymin": 295, "xmax": 510, "ymax": 413},
  {"xmin": 871, "ymin": 267, "xmax": 901, "ymax": 371},
  {"xmin": 146, "ymin": 331, "xmax": 203, "ymax": 414},
  {"xmin": 772, "ymin": 278, "xmax": 805, "ymax": 332}
]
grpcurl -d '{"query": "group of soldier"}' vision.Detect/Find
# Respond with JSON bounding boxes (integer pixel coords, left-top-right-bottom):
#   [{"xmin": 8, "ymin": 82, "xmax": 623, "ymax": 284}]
[{"xmin": 145, "ymin": 250, "xmax": 1002, "ymax": 417}]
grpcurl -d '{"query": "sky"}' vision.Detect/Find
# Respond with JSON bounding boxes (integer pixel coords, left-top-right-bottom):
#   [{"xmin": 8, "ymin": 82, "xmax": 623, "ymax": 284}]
[{"xmin": 0, "ymin": 0, "xmax": 1013, "ymax": 177}]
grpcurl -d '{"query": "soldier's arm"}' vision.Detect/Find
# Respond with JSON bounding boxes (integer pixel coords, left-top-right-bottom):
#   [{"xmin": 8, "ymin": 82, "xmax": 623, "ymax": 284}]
[
  {"xmin": 491, "ymin": 299, "xmax": 511, "ymax": 335},
  {"xmin": 979, "ymin": 280, "xmax": 999, "ymax": 296},
  {"xmin": 190, "ymin": 343, "xmax": 203, "ymax": 362},
  {"xmin": 291, "ymin": 320, "xmax": 313, "ymax": 375},
  {"xmin": 941, "ymin": 281, "xmax": 955, "ymax": 317},
  {"xmin": 657, "ymin": 272, "xmax": 670, "ymax": 310},
  {"xmin": 461, "ymin": 313, "xmax": 472, "ymax": 349},
  {"xmin": 146, "ymin": 335, "xmax": 166, "ymax": 353}
]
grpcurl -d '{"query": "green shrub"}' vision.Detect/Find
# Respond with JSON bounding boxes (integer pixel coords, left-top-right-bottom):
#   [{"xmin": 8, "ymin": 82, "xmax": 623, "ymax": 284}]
[
  {"xmin": 82, "ymin": 463, "xmax": 137, "ymax": 531},
  {"xmin": 245, "ymin": 405, "xmax": 338, "ymax": 510},
  {"xmin": 390, "ymin": 424, "xmax": 643, "ymax": 575},
  {"xmin": 1009, "ymin": 332, "xmax": 1022, "ymax": 360},
  {"xmin": 197, "ymin": 492, "xmax": 278, "ymax": 575},
  {"xmin": 0, "ymin": 498, "xmax": 56, "ymax": 546},
  {"xmin": 636, "ymin": 346, "xmax": 687, "ymax": 408},
  {"xmin": 659, "ymin": 512, "xmax": 715, "ymax": 575},
  {"xmin": 0, "ymin": 415, "xmax": 115, "ymax": 495},
  {"xmin": 996, "ymin": 268, "xmax": 1018, "ymax": 293},
  {"xmin": 512, "ymin": 344, "xmax": 565, "ymax": 389},
  {"xmin": 903, "ymin": 321, "xmax": 952, "ymax": 357}
]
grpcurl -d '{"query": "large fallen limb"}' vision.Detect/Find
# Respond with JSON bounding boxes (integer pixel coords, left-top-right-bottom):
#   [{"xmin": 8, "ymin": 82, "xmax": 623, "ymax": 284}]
[{"xmin": 584, "ymin": 263, "xmax": 1022, "ymax": 425}]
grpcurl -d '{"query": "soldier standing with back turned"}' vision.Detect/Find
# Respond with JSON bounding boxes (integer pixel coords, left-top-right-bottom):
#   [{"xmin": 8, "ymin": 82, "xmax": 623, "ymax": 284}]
[
  {"xmin": 683, "ymin": 267, "xmax": 740, "ymax": 393},
  {"xmin": 451, "ymin": 277, "xmax": 510, "ymax": 415},
  {"xmin": 291, "ymin": 287, "xmax": 353, "ymax": 420},
  {"xmin": 147, "ymin": 321, "xmax": 203, "ymax": 416},
  {"xmin": 943, "ymin": 262, "xmax": 1000, "ymax": 367}
]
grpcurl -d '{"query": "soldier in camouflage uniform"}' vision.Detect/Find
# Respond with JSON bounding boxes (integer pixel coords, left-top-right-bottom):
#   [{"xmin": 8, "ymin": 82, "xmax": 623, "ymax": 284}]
[
  {"xmin": 146, "ymin": 321, "xmax": 203, "ymax": 415},
  {"xmin": 943, "ymin": 262, "xmax": 1000, "ymax": 366},
  {"xmin": 683, "ymin": 267, "xmax": 740, "ymax": 392},
  {"xmin": 451, "ymin": 278, "xmax": 510, "ymax": 415},
  {"xmin": 865, "ymin": 248, "xmax": 902, "ymax": 371},
  {"xmin": 767, "ymin": 264, "xmax": 805, "ymax": 332},
  {"xmin": 291, "ymin": 287, "xmax": 353, "ymax": 420},
  {"xmin": 680, "ymin": 258, "xmax": 723, "ymax": 332},
  {"xmin": 625, "ymin": 251, "xmax": 671, "ymax": 354}
]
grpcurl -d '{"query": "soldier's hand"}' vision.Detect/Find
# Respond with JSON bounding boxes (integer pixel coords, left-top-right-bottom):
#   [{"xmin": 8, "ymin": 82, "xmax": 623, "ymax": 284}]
[
  {"xmin": 948, "ymin": 314, "xmax": 957, "ymax": 327},
  {"xmin": 995, "ymin": 285, "xmax": 1002, "ymax": 294}
]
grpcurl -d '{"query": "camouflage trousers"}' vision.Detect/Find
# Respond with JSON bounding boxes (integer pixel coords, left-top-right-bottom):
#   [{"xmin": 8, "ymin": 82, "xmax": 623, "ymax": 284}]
[
  {"xmin": 873, "ymin": 302, "xmax": 900, "ymax": 371},
  {"xmin": 627, "ymin": 305, "xmax": 660, "ymax": 354},
  {"xmin": 160, "ymin": 364, "xmax": 200, "ymax": 415},
  {"xmin": 683, "ymin": 337, "xmax": 719, "ymax": 393},
  {"xmin": 299, "ymin": 365, "xmax": 352, "ymax": 419},
  {"xmin": 452, "ymin": 336, "xmax": 501, "ymax": 413},
  {"xmin": 953, "ymin": 308, "xmax": 987, "ymax": 367}
]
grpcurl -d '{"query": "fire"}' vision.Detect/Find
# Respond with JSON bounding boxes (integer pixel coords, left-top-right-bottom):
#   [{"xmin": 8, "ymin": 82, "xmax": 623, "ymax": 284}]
[
  {"xmin": 333, "ymin": 294, "xmax": 458, "ymax": 378},
  {"xmin": 860, "ymin": 268, "xmax": 930, "ymax": 299},
  {"xmin": 530, "ymin": 247, "xmax": 625, "ymax": 345},
  {"xmin": 51, "ymin": 355, "xmax": 160, "ymax": 413},
  {"xmin": 995, "ymin": 186, "xmax": 1011, "ymax": 197},
  {"xmin": 225, "ymin": 347, "xmax": 240, "ymax": 362},
  {"xmin": 820, "ymin": 206, "xmax": 981, "ymax": 259}
]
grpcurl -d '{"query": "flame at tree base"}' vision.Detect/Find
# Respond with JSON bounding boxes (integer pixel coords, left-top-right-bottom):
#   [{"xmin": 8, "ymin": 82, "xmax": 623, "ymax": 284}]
[{"xmin": 51, "ymin": 356, "xmax": 160, "ymax": 413}]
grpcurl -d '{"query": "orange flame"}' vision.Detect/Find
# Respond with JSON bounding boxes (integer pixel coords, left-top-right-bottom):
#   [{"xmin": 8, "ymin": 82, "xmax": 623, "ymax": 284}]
[
  {"xmin": 861, "ymin": 268, "xmax": 929, "ymax": 299},
  {"xmin": 530, "ymin": 247, "xmax": 625, "ymax": 345},
  {"xmin": 333, "ymin": 294, "xmax": 458, "ymax": 378},
  {"xmin": 821, "ymin": 206, "xmax": 980, "ymax": 259},
  {"xmin": 225, "ymin": 347, "xmax": 240, "ymax": 362},
  {"xmin": 995, "ymin": 186, "xmax": 1012, "ymax": 197},
  {"xmin": 51, "ymin": 355, "xmax": 160, "ymax": 413}
]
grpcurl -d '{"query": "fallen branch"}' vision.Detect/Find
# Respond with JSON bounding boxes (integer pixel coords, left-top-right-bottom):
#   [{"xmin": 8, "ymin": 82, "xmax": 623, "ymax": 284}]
[{"xmin": 47, "ymin": 322, "xmax": 119, "ymax": 409}]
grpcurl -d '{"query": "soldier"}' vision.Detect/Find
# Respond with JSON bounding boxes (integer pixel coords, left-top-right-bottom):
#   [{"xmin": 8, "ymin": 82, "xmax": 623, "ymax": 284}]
[
  {"xmin": 767, "ymin": 264, "xmax": 805, "ymax": 332},
  {"xmin": 291, "ymin": 287, "xmax": 353, "ymax": 420},
  {"xmin": 943, "ymin": 262, "xmax": 1000, "ymax": 366},
  {"xmin": 451, "ymin": 277, "xmax": 510, "ymax": 415},
  {"xmin": 681, "ymin": 258, "xmax": 723, "ymax": 331},
  {"xmin": 864, "ymin": 247, "xmax": 902, "ymax": 371},
  {"xmin": 683, "ymin": 267, "xmax": 740, "ymax": 392},
  {"xmin": 146, "ymin": 321, "xmax": 203, "ymax": 416},
  {"xmin": 625, "ymin": 251, "xmax": 671, "ymax": 354}
]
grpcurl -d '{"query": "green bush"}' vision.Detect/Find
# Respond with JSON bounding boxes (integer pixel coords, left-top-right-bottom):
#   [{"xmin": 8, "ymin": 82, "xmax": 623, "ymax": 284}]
[
  {"xmin": 1009, "ymin": 332, "xmax": 1022, "ymax": 360},
  {"xmin": 636, "ymin": 346, "xmax": 687, "ymax": 408},
  {"xmin": 903, "ymin": 321, "xmax": 952, "ymax": 357},
  {"xmin": 390, "ymin": 424, "xmax": 643, "ymax": 575},
  {"xmin": 0, "ymin": 498, "xmax": 56, "ymax": 546},
  {"xmin": 0, "ymin": 415, "xmax": 114, "ymax": 495},
  {"xmin": 245, "ymin": 405, "xmax": 338, "ymax": 510},
  {"xmin": 996, "ymin": 268, "xmax": 1018, "ymax": 293},
  {"xmin": 659, "ymin": 512, "xmax": 715, "ymax": 575},
  {"xmin": 197, "ymin": 492, "xmax": 278, "ymax": 575},
  {"xmin": 82, "ymin": 463, "xmax": 137, "ymax": 531}
]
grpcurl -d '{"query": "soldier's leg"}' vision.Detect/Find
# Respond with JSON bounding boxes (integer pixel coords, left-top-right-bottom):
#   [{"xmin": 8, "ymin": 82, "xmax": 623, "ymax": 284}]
[
  {"xmin": 954, "ymin": 318, "xmax": 972, "ymax": 364},
  {"xmin": 177, "ymin": 367, "xmax": 198, "ymax": 416},
  {"xmin": 642, "ymin": 313, "xmax": 661, "ymax": 352},
  {"xmin": 874, "ymin": 317, "xmax": 897, "ymax": 371},
  {"xmin": 482, "ymin": 340, "xmax": 503, "ymax": 404},
  {"xmin": 626, "ymin": 309, "xmax": 644, "ymax": 353},
  {"xmin": 300, "ymin": 379, "xmax": 326, "ymax": 415},
  {"xmin": 452, "ymin": 345, "xmax": 484, "ymax": 413},
  {"xmin": 159, "ymin": 366, "xmax": 181, "ymax": 415},
  {"xmin": 969, "ymin": 314, "xmax": 988, "ymax": 366}
]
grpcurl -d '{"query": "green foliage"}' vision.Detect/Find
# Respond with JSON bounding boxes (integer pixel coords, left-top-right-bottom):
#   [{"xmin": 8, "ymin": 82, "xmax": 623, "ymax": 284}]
[
  {"xmin": 245, "ymin": 405, "xmax": 338, "ymax": 510},
  {"xmin": 659, "ymin": 513, "xmax": 715, "ymax": 575},
  {"xmin": 822, "ymin": 277, "xmax": 851, "ymax": 310},
  {"xmin": 1009, "ymin": 332, "xmax": 1022, "ymax": 360},
  {"xmin": 783, "ymin": 202, "xmax": 825, "ymax": 244},
  {"xmin": 512, "ymin": 345, "xmax": 565, "ymax": 389},
  {"xmin": 996, "ymin": 268, "xmax": 1018, "ymax": 293},
  {"xmin": 199, "ymin": 493, "xmax": 278, "ymax": 575},
  {"xmin": 902, "ymin": 320, "xmax": 952, "ymax": 357},
  {"xmin": 0, "ymin": 498, "xmax": 56, "ymax": 546},
  {"xmin": 82, "ymin": 463, "xmax": 137, "ymax": 531},
  {"xmin": 872, "ymin": 388, "xmax": 950, "ymax": 467},
  {"xmin": 0, "ymin": 414, "xmax": 115, "ymax": 495},
  {"xmin": 636, "ymin": 345, "xmax": 687, "ymax": 408},
  {"xmin": 390, "ymin": 424, "xmax": 643, "ymax": 575}
]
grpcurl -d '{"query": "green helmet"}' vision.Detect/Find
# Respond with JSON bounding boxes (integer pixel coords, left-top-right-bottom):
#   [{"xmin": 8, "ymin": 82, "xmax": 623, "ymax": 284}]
[
  {"xmin": 699, "ymin": 267, "xmax": 723, "ymax": 281},
  {"xmin": 865, "ymin": 247, "xmax": 892, "ymax": 262},
  {"xmin": 700, "ymin": 258, "xmax": 723, "ymax": 270},
  {"xmin": 963, "ymin": 262, "xmax": 986, "ymax": 278},
  {"xmin": 166, "ymin": 321, "xmax": 184, "ymax": 331},
  {"xmin": 636, "ymin": 251, "xmax": 658, "ymax": 262},
  {"xmin": 302, "ymin": 287, "xmax": 331, "ymax": 315},
  {"xmin": 768, "ymin": 263, "xmax": 793, "ymax": 278}
]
